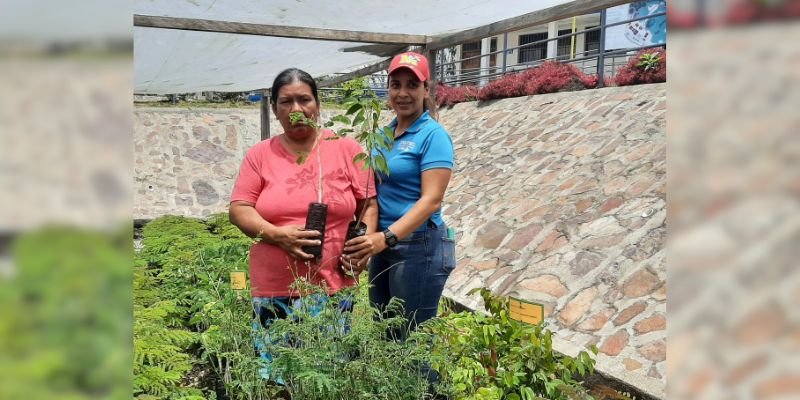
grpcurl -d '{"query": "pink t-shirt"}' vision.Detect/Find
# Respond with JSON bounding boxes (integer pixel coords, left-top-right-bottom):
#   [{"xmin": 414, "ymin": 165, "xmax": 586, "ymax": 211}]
[{"xmin": 231, "ymin": 130, "xmax": 376, "ymax": 297}]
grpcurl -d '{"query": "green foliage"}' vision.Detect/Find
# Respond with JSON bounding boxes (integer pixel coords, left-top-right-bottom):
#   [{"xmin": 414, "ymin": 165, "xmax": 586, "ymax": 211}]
[
  {"xmin": 426, "ymin": 288, "xmax": 597, "ymax": 400},
  {"xmin": 133, "ymin": 296, "xmax": 200, "ymax": 398},
  {"xmin": 134, "ymin": 214, "xmax": 267, "ymax": 400},
  {"xmin": 287, "ymin": 111, "xmax": 318, "ymax": 165},
  {"xmin": 338, "ymin": 77, "xmax": 374, "ymax": 100},
  {"xmin": 138, "ymin": 215, "xmax": 239, "ymax": 322},
  {"xmin": 324, "ymin": 96, "xmax": 394, "ymax": 182},
  {"xmin": 288, "ymin": 111, "xmax": 319, "ymax": 130},
  {"xmin": 264, "ymin": 279, "xmax": 430, "ymax": 400},
  {"xmin": 192, "ymin": 238, "xmax": 278, "ymax": 400},
  {"xmin": 635, "ymin": 51, "xmax": 662, "ymax": 72},
  {"xmin": 0, "ymin": 226, "xmax": 131, "ymax": 399},
  {"xmin": 133, "ymin": 215, "xmax": 603, "ymax": 400}
]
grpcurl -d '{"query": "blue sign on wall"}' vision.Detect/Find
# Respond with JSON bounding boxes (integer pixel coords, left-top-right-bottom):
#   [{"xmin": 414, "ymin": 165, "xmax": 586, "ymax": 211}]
[{"xmin": 605, "ymin": 1, "xmax": 667, "ymax": 50}]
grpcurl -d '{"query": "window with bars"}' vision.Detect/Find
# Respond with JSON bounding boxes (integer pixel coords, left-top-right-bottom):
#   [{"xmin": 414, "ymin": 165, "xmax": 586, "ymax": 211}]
[
  {"xmin": 461, "ymin": 38, "xmax": 498, "ymax": 73},
  {"xmin": 518, "ymin": 32, "xmax": 547, "ymax": 64},
  {"xmin": 584, "ymin": 26, "xmax": 600, "ymax": 56},
  {"xmin": 557, "ymin": 29, "xmax": 573, "ymax": 59}
]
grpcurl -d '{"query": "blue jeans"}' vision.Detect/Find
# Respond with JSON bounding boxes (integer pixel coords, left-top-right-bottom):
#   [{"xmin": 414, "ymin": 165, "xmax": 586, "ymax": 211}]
[{"xmin": 368, "ymin": 221, "xmax": 456, "ymax": 340}]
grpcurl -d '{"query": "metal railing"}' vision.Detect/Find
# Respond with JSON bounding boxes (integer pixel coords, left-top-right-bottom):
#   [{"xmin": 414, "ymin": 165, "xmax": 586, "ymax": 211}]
[
  {"xmin": 433, "ymin": 9, "xmax": 666, "ymax": 88},
  {"xmin": 317, "ymin": 6, "xmax": 666, "ymax": 95},
  {"xmin": 317, "ymin": 87, "xmax": 388, "ymax": 103}
]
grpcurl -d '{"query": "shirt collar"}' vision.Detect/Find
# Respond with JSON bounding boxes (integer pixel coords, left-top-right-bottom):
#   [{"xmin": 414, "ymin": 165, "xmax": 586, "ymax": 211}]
[{"xmin": 388, "ymin": 110, "xmax": 431, "ymax": 134}]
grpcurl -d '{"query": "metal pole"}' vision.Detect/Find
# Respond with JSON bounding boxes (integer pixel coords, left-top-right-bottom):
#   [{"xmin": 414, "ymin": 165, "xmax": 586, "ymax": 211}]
[
  {"xmin": 438, "ymin": 49, "xmax": 445, "ymax": 82},
  {"xmin": 426, "ymin": 47, "xmax": 439, "ymax": 119},
  {"xmin": 260, "ymin": 90, "xmax": 270, "ymax": 140},
  {"xmin": 502, "ymin": 32, "xmax": 508, "ymax": 74},
  {"xmin": 570, "ymin": 17, "xmax": 577, "ymax": 60},
  {"xmin": 597, "ymin": 9, "xmax": 607, "ymax": 88}
]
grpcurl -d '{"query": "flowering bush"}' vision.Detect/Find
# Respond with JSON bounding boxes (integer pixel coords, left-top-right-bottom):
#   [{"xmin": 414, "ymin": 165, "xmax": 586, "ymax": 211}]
[
  {"xmin": 435, "ymin": 83, "xmax": 480, "ymax": 107},
  {"xmin": 477, "ymin": 61, "xmax": 598, "ymax": 101},
  {"xmin": 614, "ymin": 47, "xmax": 666, "ymax": 86}
]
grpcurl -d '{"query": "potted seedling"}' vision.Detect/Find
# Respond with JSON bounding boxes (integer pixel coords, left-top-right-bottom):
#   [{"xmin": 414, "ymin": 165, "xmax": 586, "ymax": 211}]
[
  {"xmin": 288, "ymin": 92, "xmax": 393, "ymax": 267},
  {"xmin": 288, "ymin": 111, "xmax": 328, "ymax": 260},
  {"xmin": 324, "ymin": 96, "xmax": 393, "ymax": 245}
]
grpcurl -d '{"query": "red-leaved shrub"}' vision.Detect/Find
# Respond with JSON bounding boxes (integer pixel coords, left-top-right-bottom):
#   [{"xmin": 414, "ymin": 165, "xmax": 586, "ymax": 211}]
[
  {"xmin": 435, "ymin": 83, "xmax": 480, "ymax": 107},
  {"xmin": 614, "ymin": 47, "xmax": 666, "ymax": 86},
  {"xmin": 477, "ymin": 61, "xmax": 597, "ymax": 101},
  {"xmin": 725, "ymin": 0, "xmax": 800, "ymax": 25},
  {"xmin": 476, "ymin": 73, "xmax": 528, "ymax": 101}
]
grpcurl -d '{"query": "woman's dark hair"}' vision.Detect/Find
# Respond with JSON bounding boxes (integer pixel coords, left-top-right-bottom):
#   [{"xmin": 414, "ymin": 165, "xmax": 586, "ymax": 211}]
[{"xmin": 270, "ymin": 68, "xmax": 320, "ymax": 105}]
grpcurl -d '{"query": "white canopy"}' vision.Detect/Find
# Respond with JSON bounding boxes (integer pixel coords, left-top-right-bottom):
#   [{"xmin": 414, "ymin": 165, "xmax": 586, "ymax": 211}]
[{"xmin": 134, "ymin": 0, "xmax": 620, "ymax": 94}]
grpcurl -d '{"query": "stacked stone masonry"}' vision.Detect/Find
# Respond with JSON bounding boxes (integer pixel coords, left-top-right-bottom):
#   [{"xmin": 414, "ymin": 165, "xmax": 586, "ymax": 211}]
[{"xmin": 437, "ymin": 84, "xmax": 665, "ymax": 394}]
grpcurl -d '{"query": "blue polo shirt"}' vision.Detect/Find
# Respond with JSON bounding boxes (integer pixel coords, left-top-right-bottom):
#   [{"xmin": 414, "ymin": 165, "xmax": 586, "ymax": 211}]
[{"xmin": 374, "ymin": 111, "xmax": 454, "ymax": 232}]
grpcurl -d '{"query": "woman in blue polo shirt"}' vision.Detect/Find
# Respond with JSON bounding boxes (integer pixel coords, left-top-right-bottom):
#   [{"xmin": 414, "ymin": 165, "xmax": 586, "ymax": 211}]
[{"xmin": 344, "ymin": 51, "xmax": 455, "ymax": 338}]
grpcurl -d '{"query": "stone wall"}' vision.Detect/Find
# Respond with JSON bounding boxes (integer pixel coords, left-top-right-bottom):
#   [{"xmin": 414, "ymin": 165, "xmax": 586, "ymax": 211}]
[
  {"xmin": 133, "ymin": 84, "xmax": 666, "ymax": 397},
  {"xmin": 134, "ymin": 108, "xmax": 347, "ymax": 219},
  {"xmin": 438, "ymin": 84, "xmax": 665, "ymax": 397}
]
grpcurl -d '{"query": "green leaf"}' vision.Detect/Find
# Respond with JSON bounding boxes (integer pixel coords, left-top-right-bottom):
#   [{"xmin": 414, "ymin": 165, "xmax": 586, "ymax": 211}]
[
  {"xmin": 335, "ymin": 128, "xmax": 354, "ymax": 136},
  {"xmin": 352, "ymin": 109, "xmax": 366, "ymax": 126},
  {"xmin": 330, "ymin": 114, "xmax": 352, "ymax": 125},
  {"xmin": 345, "ymin": 103, "xmax": 362, "ymax": 116},
  {"xmin": 375, "ymin": 155, "xmax": 389, "ymax": 176},
  {"xmin": 352, "ymin": 153, "xmax": 368, "ymax": 165}
]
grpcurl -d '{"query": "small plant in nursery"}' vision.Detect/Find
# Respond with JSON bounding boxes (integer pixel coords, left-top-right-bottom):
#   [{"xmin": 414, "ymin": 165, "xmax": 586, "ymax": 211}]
[{"xmin": 425, "ymin": 288, "xmax": 597, "ymax": 400}]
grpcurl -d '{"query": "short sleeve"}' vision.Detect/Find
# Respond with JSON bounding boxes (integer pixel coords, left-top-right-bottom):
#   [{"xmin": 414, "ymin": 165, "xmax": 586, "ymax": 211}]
[
  {"xmin": 230, "ymin": 145, "xmax": 264, "ymax": 204},
  {"xmin": 343, "ymin": 138, "xmax": 377, "ymax": 200},
  {"xmin": 420, "ymin": 126, "xmax": 454, "ymax": 171}
]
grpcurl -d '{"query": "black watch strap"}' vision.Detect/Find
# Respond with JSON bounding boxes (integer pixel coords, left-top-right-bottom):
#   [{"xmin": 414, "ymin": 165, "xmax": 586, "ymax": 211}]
[{"xmin": 383, "ymin": 229, "xmax": 398, "ymax": 248}]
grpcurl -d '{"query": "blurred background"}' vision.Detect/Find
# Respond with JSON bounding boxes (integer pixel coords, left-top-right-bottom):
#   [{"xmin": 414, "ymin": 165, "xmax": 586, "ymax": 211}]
[
  {"xmin": 666, "ymin": 1, "xmax": 800, "ymax": 399},
  {"xmin": 0, "ymin": 0, "xmax": 133, "ymax": 398},
  {"xmin": 0, "ymin": 0, "xmax": 798, "ymax": 398}
]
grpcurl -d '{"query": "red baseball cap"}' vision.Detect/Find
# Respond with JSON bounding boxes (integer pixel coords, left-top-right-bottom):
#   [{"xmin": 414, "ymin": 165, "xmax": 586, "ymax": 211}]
[{"xmin": 388, "ymin": 51, "xmax": 430, "ymax": 82}]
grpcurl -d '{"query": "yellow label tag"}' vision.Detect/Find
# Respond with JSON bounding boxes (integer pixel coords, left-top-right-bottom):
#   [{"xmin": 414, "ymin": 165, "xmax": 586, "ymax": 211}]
[
  {"xmin": 508, "ymin": 297, "xmax": 544, "ymax": 325},
  {"xmin": 230, "ymin": 271, "xmax": 247, "ymax": 290}
]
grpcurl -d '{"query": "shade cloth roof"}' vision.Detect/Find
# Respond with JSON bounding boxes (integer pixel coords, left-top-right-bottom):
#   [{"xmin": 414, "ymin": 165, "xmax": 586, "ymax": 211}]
[{"xmin": 134, "ymin": 0, "xmax": 602, "ymax": 94}]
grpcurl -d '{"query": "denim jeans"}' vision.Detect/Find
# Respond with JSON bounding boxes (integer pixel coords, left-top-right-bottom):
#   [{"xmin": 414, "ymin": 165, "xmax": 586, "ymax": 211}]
[{"xmin": 368, "ymin": 221, "xmax": 456, "ymax": 340}]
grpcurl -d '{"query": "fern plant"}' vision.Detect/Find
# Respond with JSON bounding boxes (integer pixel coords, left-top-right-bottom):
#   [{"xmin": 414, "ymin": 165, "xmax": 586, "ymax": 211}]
[
  {"xmin": 135, "ymin": 214, "xmax": 266, "ymax": 399},
  {"xmin": 134, "ymin": 250, "xmax": 205, "ymax": 400}
]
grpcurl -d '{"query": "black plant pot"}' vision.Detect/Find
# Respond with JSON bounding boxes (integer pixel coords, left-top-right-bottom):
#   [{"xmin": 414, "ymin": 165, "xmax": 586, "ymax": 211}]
[
  {"xmin": 345, "ymin": 221, "xmax": 368, "ymax": 242},
  {"xmin": 303, "ymin": 202, "xmax": 328, "ymax": 260}
]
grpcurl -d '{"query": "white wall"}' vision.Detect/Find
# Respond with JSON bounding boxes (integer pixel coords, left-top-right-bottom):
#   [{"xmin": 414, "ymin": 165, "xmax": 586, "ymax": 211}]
[{"xmin": 454, "ymin": 14, "xmax": 603, "ymax": 81}]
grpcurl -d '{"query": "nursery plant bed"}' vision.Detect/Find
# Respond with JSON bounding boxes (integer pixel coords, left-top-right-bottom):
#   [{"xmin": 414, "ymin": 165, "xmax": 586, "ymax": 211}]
[{"xmin": 442, "ymin": 297, "xmax": 661, "ymax": 400}]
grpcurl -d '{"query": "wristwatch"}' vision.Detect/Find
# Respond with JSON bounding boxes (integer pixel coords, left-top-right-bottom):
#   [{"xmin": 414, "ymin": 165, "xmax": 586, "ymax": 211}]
[{"xmin": 383, "ymin": 229, "xmax": 398, "ymax": 248}]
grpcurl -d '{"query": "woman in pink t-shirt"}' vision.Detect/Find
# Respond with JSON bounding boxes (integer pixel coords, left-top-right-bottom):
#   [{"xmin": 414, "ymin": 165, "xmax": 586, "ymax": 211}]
[{"xmin": 229, "ymin": 68, "xmax": 377, "ymax": 301}]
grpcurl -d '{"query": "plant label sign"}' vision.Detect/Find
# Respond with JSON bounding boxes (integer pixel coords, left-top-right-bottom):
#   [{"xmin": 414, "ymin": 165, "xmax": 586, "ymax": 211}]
[
  {"xmin": 230, "ymin": 271, "xmax": 247, "ymax": 290},
  {"xmin": 508, "ymin": 297, "xmax": 544, "ymax": 325}
]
